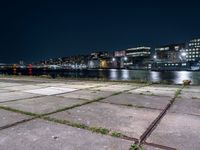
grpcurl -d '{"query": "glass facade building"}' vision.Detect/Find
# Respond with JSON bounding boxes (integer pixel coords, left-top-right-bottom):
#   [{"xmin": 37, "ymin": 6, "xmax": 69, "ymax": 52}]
[{"xmin": 185, "ymin": 38, "xmax": 200, "ymax": 62}]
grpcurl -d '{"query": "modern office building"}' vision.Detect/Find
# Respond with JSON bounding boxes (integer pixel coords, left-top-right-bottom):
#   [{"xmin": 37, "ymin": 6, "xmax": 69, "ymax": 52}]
[
  {"xmin": 153, "ymin": 43, "xmax": 189, "ymax": 70},
  {"xmin": 114, "ymin": 50, "xmax": 126, "ymax": 57},
  {"xmin": 185, "ymin": 38, "xmax": 200, "ymax": 62},
  {"xmin": 112, "ymin": 50, "xmax": 127, "ymax": 68},
  {"xmin": 155, "ymin": 43, "xmax": 185, "ymax": 62},
  {"xmin": 125, "ymin": 46, "xmax": 151, "ymax": 69},
  {"xmin": 126, "ymin": 47, "xmax": 151, "ymax": 57}
]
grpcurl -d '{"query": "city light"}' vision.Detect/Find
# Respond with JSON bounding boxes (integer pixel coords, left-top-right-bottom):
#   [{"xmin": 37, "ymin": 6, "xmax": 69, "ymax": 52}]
[
  {"xmin": 124, "ymin": 56, "xmax": 128, "ymax": 61},
  {"xmin": 181, "ymin": 52, "xmax": 187, "ymax": 57},
  {"xmin": 153, "ymin": 55, "xmax": 157, "ymax": 59},
  {"xmin": 112, "ymin": 58, "xmax": 116, "ymax": 61}
]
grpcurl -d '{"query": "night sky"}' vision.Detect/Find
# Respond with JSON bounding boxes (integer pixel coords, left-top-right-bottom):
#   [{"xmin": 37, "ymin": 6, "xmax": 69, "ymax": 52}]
[{"xmin": 1, "ymin": 0, "xmax": 200, "ymax": 63}]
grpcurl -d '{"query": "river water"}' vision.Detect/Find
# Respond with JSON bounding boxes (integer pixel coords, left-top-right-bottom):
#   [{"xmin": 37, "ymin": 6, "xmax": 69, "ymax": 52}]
[
  {"xmin": 1, "ymin": 69, "xmax": 200, "ymax": 85},
  {"xmin": 61, "ymin": 69, "xmax": 200, "ymax": 85}
]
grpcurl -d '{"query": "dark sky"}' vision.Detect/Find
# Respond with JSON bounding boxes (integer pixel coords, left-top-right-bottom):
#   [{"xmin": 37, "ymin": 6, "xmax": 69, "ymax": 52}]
[{"xmin": 1, "ymin": 0, "xmax": 200, "ymax": 63}]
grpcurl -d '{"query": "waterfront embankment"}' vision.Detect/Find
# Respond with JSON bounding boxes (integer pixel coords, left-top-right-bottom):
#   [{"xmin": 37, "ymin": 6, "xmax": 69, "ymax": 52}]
[{"xmin": 0, "ymin": 77, "xmax": 199, "ymax": 150}]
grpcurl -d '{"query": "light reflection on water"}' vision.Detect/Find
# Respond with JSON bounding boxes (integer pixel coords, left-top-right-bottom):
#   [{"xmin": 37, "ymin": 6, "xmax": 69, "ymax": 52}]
[
  {"xmin": 1, "ymin": 69, "xmax": 200, "ymax": 85},
  {"xmin": 174, "ymin": 71, "xmax": 192, "ymax": 84},
  {"xmin": 122, "ymin": 69, "xmax": 129, "ymax": 80},
  {"xmin": 150, "ymin": 71, "xmax": 161, "ymax": 83},
  {"xmin": 110, "ymin": 69, "xmax": 118, "ymax": 80},
  {"xmin": 107, "ymin": 69, "xmax": 200, "ymax": 85}
]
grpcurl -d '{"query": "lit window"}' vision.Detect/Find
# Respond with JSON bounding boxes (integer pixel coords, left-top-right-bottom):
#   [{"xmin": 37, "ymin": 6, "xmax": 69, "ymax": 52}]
[{"xmin": 182, "ymin": 63, "xmax": 187, "ymax": 66}]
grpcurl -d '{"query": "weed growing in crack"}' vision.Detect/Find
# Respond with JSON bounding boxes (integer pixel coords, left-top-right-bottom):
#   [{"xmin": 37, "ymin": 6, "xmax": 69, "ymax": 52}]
[
  {"xmin": 112, "ymin": 92, "xmax": 122, "ymax": 96},
  {"xmin": 90, "ymin": 127, "xmax": 110, "ymax": 134},
  {"xmin": 130, "ymin": 144, "xmax": 143, "ymax": 150},
  {"xmin": 175, "ymin": 89, "xmax": 181, "ymax": 97},
  {"xmin": 111, "ymin": 132, "xmax": 122, "ymax": 137}
]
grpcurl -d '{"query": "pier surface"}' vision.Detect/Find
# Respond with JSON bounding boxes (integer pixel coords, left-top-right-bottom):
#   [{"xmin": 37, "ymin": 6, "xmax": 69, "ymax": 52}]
[{"xmin": 0, "ymin": 76, "xmax": 199, "ymax": 150}]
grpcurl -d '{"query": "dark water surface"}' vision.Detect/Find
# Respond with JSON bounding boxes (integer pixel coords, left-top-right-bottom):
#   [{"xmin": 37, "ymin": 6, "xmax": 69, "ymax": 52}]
[{"xmin": 1, "ymin": 69, "xmax": 200, "ymax": 85}]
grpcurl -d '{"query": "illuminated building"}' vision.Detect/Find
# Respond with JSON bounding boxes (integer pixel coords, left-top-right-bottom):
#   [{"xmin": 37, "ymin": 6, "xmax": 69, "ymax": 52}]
[
  {"xmin": 125, "ymin": 46, "xmax": 151, "ymax": 69},
  {"xmin": 100, "ymin": 60, "xmax": 109, "ymax": 69},
  {"xmin": 155, "ymin": 43, "xmax": 185, "ymax": 62},
  {"xmin": 185, "ymin": 38, "xmax": 200, "ymax": 62}
]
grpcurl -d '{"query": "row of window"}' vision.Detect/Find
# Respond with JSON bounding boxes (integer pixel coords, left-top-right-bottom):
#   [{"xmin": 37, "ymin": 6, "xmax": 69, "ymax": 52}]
[
  {"xmin": 164, "ymin": 63, "xmax": 187, "ymax": 66},
  {"xmin": 190, "ymin": 39, "xmax": 200, "ymax": 42},
  {"xmin": 186, "ymin": 48, "xmax": 200, "ymax": 51},
  {"xmin": 187, "ymin": 52, "xmax": 199, "ymax": 54},
  {"xmin": 186, "ymin": 55, "xmax": 200, "ymax": 58},
  {"xmin": 164, "ymin": 63, "xmax": 179, "ymax": 66},
  {"xmin": 187, "ymin": 59, "xmax": 196, "ymax": 61},
  {"xmin": 189, "ymin": 43, "xmax": 200, "ymax": 46}
]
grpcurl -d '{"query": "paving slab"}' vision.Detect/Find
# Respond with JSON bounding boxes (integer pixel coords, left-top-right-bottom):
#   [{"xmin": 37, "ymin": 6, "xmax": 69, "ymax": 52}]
[
  {"xmin": 0, "ymin": 82, "xmax": 22, "ymax": 88},
  {"xmin": 0, "ymin": 78, "xmax": 44, "ymax": 84},
  {"xmin": 142, "ymin": 145, "xmax": 165, "ymax": 150},
  {"xmin": 37, "ymin": 82, "xmax": 103, "ymax": 89},
  {"xmin": 0, "ymin": 96, "xmax": 86, "ymax": 114},
  {"xmin": 151, "ymin": 84, "xmax": 181, "ymax": 88},
  {"xmin": 57, "ymin": 89, "xmax": 114, "ymax": 101},
  {"xmin": 3, "ymin": 85, "xmax": 45, "ymax": 91},
  {"xmin": 0, "ymin": 92, "xmax": 40, "ymax": 103},
  {"xmin": 25, "ymin": 87, "xmax": 77, "ymax": 95},
  {"xmin": 179, "ymin": 91, "xmax": 200, "ymax": 99},
  {"xmin": 146, "ymin": 113, "xmax": 200, "ymax": 150},
  {"xmin": 141, "ymin": 86, "xmax": 179, "ymax": 91},
  {"xmin": 0, "ymin": 89, "xmax": 11, "ymax": 93},
  {"xmin": 129, "ymin": 87, "xmax": 176, "ymax": 97},
  {"xmin": 35, "ymin": 83, "xmax": 70, "ymax": 87},
  {"xmin": 91, "ymin": 84, "xmax": 138, "ymax": 92},
  {"xmin": 182, "ymin": 86, "xmax": 200, "ymax": 93},
  {"xmin": 49, "ymin": 102, "xmax": 161, "ymax": 139},
  {"xmin": 0, "ymin": 109, "xmax": 31, "ymax": 128},
  {"xmin": 0, "ymin": 119, "xmax": 132, "ymax": 150},
  {"xmin": 60, "ymin": 83, "xmax": 102, "ymax": 89},
  {"xmin": 169, "ymin": 98, "xmax": 200, "ymax": 116},
  {"xmin": 102, "ymin": 93, "xmax": 171, "ymax": 109}
]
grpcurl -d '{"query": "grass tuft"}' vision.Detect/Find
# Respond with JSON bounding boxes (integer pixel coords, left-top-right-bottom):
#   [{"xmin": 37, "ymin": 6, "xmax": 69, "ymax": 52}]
[
  {"xmin": 111, "ymin": 132, "xmax": 122, "ymax": 137},
  {"xmin": 130, "ymin": 144, "xmax": 143, "ymax": 150},
  {"xmin": 111, "ymin": 92, "xmax": 122, "ymax": 96},
  {"xmin": 90, "ymin": 127, "xmax": 110, "ymax": 134},
  {"xmin": 175, "ymin": 89, "xmax": 181, "ymax": 97}
]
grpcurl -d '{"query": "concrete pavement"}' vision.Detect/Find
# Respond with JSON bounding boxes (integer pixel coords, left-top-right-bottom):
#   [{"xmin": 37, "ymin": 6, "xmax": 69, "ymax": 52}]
[{"xmin": 0, "ymin": 77, "xmax": 199, "ymax": 150}]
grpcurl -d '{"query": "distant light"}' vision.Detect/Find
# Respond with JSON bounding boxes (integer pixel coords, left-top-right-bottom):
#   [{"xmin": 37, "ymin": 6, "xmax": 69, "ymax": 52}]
[
  {"xmin": 112, "ymin": 58, "xmax": 116, "ymax": 61},
  {"xmin": 124, "ymin": 57, "xmax": 128, "ymax": 61},
  {"xmin": 153, "ymin": 55, "xmax": 157, "ymax": 59},
  {"xmin": 181, "ymin": 52, "xmax": 187, "ymax": 57}
]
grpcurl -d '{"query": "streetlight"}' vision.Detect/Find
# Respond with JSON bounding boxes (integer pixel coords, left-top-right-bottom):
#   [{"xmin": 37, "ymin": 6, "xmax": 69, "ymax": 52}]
[
  {"xmin": 112, "ymin": 58, "xmax": 116, "ymax": 62},
  {"xmin": 153, "ymin": 55, "xmax": 157, "ymax": 59}
]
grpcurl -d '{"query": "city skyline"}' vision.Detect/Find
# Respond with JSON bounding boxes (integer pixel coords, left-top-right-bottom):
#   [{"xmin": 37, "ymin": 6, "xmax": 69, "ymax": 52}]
[{"xmin": 1, "ymin": 0, "xmax": 200, "ymax": 63}]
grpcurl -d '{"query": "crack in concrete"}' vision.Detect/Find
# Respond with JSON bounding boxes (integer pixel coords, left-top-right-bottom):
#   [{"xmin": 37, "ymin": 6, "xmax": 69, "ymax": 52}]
[
  {"xmin": 136, "ymin": 86, "xmax": 184, "ymax": 149},
  {"xmin": 144, "ymin": 142, "xmax": 176, "ymax": 150}
]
